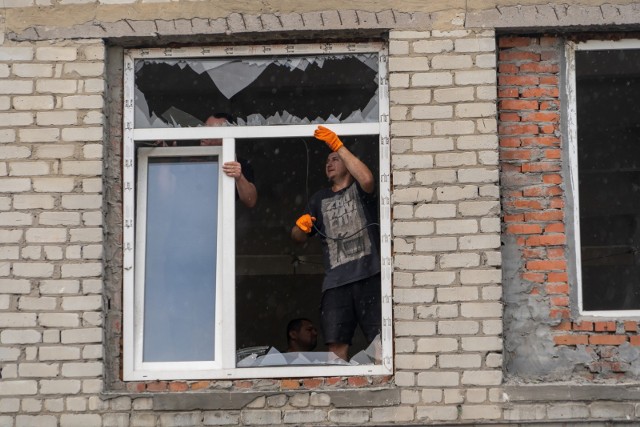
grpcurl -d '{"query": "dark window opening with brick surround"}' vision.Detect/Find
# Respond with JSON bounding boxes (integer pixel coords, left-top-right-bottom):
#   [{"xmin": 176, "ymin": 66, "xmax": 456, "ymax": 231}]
[{"xmin": 574, "ymin": 47, "xmax": 640, "ymax": 312}]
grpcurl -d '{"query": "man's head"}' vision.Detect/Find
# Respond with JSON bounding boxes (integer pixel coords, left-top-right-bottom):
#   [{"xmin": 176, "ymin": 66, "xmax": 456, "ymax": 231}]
[
  {"xmin": 286, "ymin": 318, "xmax": 317, "ymax": 352},
  {"xmin": 201, "ymin": 113, "xmax": 233, "ymax": 146},
  {"xmin": 325, "ymin": 152, "xmax": 350, "ymax": 184}
]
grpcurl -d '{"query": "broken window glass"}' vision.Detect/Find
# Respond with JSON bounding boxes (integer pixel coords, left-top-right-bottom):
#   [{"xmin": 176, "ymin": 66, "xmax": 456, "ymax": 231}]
[
  {"xmin": 576, "ymin": 48, "xmax": 640, "ymax": 311},
  {"xmin": 134, "ymin": 54, "xmax": 379, "ymax": 128}
]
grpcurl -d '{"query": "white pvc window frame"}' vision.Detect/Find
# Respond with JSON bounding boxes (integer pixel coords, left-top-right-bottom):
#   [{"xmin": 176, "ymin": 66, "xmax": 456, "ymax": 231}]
[
  {"xmin": 122, "ymin": 42, "xmax": 393, "ymax": 380},
  {"xmin": 566, "ymin": 38, "xmax": 640, "ymax": 317}
]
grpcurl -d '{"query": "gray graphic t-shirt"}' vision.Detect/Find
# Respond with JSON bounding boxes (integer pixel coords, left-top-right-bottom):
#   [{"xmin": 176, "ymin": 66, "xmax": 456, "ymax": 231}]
[{"xmin": 307, "ymin": 181, "xmax": 380, "ymax": 291}]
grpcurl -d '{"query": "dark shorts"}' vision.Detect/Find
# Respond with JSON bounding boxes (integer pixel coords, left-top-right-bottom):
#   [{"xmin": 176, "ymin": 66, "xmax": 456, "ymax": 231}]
[{"xmin": 321, "ymin": 274, "xmax": 381, "ymax": 346}]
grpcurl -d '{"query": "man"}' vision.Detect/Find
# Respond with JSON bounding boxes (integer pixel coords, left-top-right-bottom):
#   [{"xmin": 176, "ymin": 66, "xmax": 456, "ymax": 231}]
[
  {"xmin": 286, "ymin": 318, "xmax": 318, "ymax": 353},
  {"xmin": 201, "ymin": 114, "xmax": 257, "ymax": 208},
  {"xmin": 291, "ymin": 126, "xmax": 381, "ymax": 361}
]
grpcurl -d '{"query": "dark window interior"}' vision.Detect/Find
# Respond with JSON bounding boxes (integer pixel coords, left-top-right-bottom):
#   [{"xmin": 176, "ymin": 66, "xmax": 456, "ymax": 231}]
[{"xmin": 576, "ymin": 48, "xmax": 640, "ymax": 311}]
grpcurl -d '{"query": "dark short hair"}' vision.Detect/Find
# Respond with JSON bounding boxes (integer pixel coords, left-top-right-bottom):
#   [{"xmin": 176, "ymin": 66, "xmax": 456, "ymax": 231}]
[
  {"xmin": 211, "ymin": 112, "xmax": 235, "ymax": 124},
  {"xmin": 286, "ymin": 318, "xmax": 312, "ymax": 343}
]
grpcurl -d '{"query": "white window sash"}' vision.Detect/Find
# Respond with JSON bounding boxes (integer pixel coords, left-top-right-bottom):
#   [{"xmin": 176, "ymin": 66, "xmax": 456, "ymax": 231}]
[{"xmin": 567, "ymin": 38, "xmax": 640, "ymax": 317}]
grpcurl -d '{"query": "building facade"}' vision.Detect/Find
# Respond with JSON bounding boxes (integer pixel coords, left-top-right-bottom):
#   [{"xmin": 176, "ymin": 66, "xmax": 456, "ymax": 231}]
[{"xmin": 1, "ymin": 1, "xmax": 640, "ymax": 425}]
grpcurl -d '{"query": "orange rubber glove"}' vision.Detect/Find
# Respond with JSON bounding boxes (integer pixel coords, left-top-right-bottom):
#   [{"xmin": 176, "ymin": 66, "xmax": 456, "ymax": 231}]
[
  {"xmin": 295, "ymin": 214, "xmax": 316, "ymax": 234},
  {"xmin": 314, "ymin": 125, "xmax": 344, "ymax": 152}
]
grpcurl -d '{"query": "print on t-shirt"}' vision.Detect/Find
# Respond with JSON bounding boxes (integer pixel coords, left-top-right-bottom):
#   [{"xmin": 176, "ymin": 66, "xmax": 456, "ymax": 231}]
[{"xmin": 322, "ymin": 184, "xmax": 372, "ymax": 268}]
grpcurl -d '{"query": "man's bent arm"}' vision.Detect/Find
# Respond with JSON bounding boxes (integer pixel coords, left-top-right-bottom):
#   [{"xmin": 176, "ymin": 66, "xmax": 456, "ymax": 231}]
[
  {"xmin": 336, "ymin": 146, "xmax": 375, "ymax": 194},
  {"xmin": 236, "ymin": 175, "xmax": 257, "ymax": 208},
  {"xmin": 291, "ymin": 226, "xmax": 308, "ymax": 243}
]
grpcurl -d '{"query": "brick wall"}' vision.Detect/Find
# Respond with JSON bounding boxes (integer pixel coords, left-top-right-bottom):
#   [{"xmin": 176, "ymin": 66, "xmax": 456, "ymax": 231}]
[{"xmin": 499, "ymin": 35, "xmax": 640, "ymax": 381}]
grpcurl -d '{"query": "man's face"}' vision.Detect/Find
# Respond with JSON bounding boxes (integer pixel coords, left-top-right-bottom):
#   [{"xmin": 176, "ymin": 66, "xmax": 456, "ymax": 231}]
[
  {"xmin": 325, "ymin": 152, "xmax": 347, "ymax": 182},
  {"xmin": 200, "ymin": 116, "xmax": 227, "ymax": 146},
  {"xmin": 295, "ymin": 320, "xmax": 318, "ymax": 351}
]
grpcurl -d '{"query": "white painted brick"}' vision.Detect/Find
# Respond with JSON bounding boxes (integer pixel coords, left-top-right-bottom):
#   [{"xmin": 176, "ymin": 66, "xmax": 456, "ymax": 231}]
[
  {"xmin": 417, "ymin": 372, "xmax": 459, "ymax": 387},
  {"xmin": 66, "ymin": 397, "xmax": 87, "ymax": 412},
  {"xmin": 61, "ymin": 127, "xmax": 103, "ymax": 142},
  {"xmin": 394, "ymin": 221, "xmax": 434, "ymax": 236},
  {"xmin": 459, "ymin": 201, "xmax": 500, "ymax": 216},
  {"xmin": 82, "ymin": 212, "xmax": 102, "ymax": 226},
  {"xmin": 19, "ymin": 128, "xmax": 60, "ymax": 143},
  {"xmin": 33, "ymin": 178, "xmax": 75, "ymax": 192},
  {"xmin": 414, "ymin": 40, "xmax": 453, "ymax": 53},
  {"xmin": 467, "ymin": 388, "xmax": 488, "ymax": 403},
  {"xmin": 438, "ymin": 320, "xmax": 479, "ymax": 335},
  {"xmin": 83, "ymin": 144, "xmax": 103, "ymax": 159},
  {"xmin": 431, "ymin": 55, "xmax": 473, "ymax": 69},
  {"xmin": 40, "ymin": 280, "xmax": 80, "ymax": 294},
  {"xmin": 61, "ymin": 295, "xmax": 101, "ymax": 311},
  {"xmin": 415, "ymin": 271, "xmax": 456, "ymax": 286},
  {"xmin": 0, "ymin": 67, "xmax": 7, "ymax": 79},
  {"xmin": 477, "ymin": 85, "xmax": 497, "ymax": 100},
  {"xmin": 0, "ymin": 348, "xmax": 21, "ymax": 362},
  {"xmin": 40, "ymin": 380, "xmax": 81, "ymax": 395},
  {"xmin": 390, "ymin": 73, "xmax": 409, "ymax": 88},
  {"xmin": 393, "ymin": 205, "xmax": 414, "ymax": 219},
  {"xmin": 479, "ymin": 183, "xmax": 499, "ymax": 197},
  {"xmin": 416, "ymin": 338, "xmax": 458, "ymax": 353},
  {"xmin": 62, "ymin": 95, "xmax": 103, "ymax": 110},
  {"xmin": 412, "ymin": 106, "xmax": 452, "ymax": 119},
  {"xmin": 83, "ymin": 79, "xmax": 106, "ymax": 93},
  {"xmin": 393, "ymin": 188, "xmax": 434, "ymax": 203},
  {"xmin": 0, "ymin": 130, "xmax": 16, "ymax": 143},
  {"xmin": 395, "ymin": 337, "xmax": 415, "ymax": 353},
  {"xmin": 436, "ymin": 185, "xmax": 478, "ymax": 201},
  {"xmin": 81, "ymin": 178, "xmax": 102, "ymax": 193},
  {"xmin": 36, "ymin": 47, "xmax": 77, "ymax": 61},
  {"xmin": 458, "ymin": 168, "xmax": 498, "ymax": 183},
  {"xmin": 9, "ymin": 160, "xmax": 51, "ymax": 176},
  {"xmin": 432, "ymin": 29, "xmax": 471, "ymax": 37},
  {"xmin": 417, "ymin": 304, "xmax": 458, "ymax": 319},
  {"xmin": 434, "ymin": 120, "xmax": 475, "ymax": 135},
  {"xmin": 61, "ymin": 328, "xmax": 102, "ymax": 344},
  {"xmin": 390, "ymin": 105, "xmax": 408, "ymax": 120},
  {"xmin": 460, "ymin": 269, "xmax": 501, "ymax": 284},
  {"xmin": 462, "ymin": 336, "xmax": 502, "ymax": 351},
  {"xmin": 13, "ymin": 63, "xmax": 53, "ymax": 77},
  {"xmin": 44, "ymin": 398, "xmax": 64, "ymax": 412},
  {"xmin": 36, "ymin": 111, "xmax": 77, "ymax": 125},
  {"xmin": 69, "ymin": 228, "xmax": 102, "ymax": 242},
  {"xmin": 21, "ymin": 246, "xmax": 42, "ymax": 260},
  {"xmin": 0, "ymin": 381, "xmax": 37, "ymax": 396},
  {"xmin": 82, "ymin": 245, "xmax": 103, "ymax": 259},
  {"xmin": 421, "ymin": 389, "xmax": 443, "ymax": 403},
  {"xmin": 411, "ymin": 72, "xmax": 453, "ymax": 87},
  {"xmin": 435, "ymin": 152, "xmax": 476, "ymax": 167},
  {"xmin": 483, "ymin": 319, "xmax": 502, "ymax": 335},
  {"xmin": 391, "ymin": 121, "xmax": 431, "ymax": 137},
  {"xmin": 36, "ymin": 79, "xmax": 78, "ymax": 94},
  {"xmin": 0, "ymin": 246, "xmax": 19, "ymax": 259},
  {"xmin": 415, "ymin": 204, "xmax": 456, "ymax": 219},
  {"xmin": 61, "ymin": 161, "xmax": 101, "ymax": 175},
  {"xmin": 392, "ymin": 154, "xmax": 433, "ymax": 169},
  {"xmin": 63, "ymin": 63, "xmax": 104, "ymax": 77},
  {"xmin": 0, "ymin": 278, "xmax": 31, "ymax": 293},
  {"xmin": 416, "ymin": 406, "xmax": 458, "ymax": 421},
  {"xmin": 485, "ymin": 251, "xmax": 501, "ymax": 266},
  {"xmin": 440, "ymin": 253, "xmax": 480, "ymax": 268},
  {"xmin": 39, "ymin": 212, "xmax": 81, "ymax": 226},
  {"xmin": 461, "ymin": 302, "xmax": 502, "ymax": 318},
  {"xmin": 19, "ymin": 398, "xmax": 42, "ymax": 412},
  {"xmin": 0, "ymin": 398, "xmax": 20, "ymax": 412},
  {"xmin": 444, "ymin": 389, "xmax": 464, "ymax": 404},
  {"xmin": 0, "ymin": 313, "xmax": 37, "ymax": 327},
  {"xmin": 82, "ymin": 45, "xmax": 106, "ymax": 61},
  {"xmin": 459, "ymin": 235, "xmax": 501, "ymax": 250},
  {"xmin": 0, "ymin": 112, "xmax": 33, "ymax": 126},
  {"xmin": 439, "ymin": 354, "xmax": 482, "ymax": 368},
  {"xmin": 0, "ymin": 81, "xmax": 33, "ymax": 94},
  {"xmin": 389, "ymin": 57, "xmax": 430, "ymax": 71},
  {"xmin": 394, "ymin": 288, "xmax": 435, "ymax": 304},
  {"xmin": 1, "ymin": 330, "xmax": 41, "ymax": 344},
  {"xmin": 456, "ymin": 102, "xmax": 496, "ymax": 118},
  {"xmin": 82, "ymin": 345, "xmax": 102, "ymax": 359},
  {"xmin": 39, "ymin": 346, "xmax": 81, "ymax": 361},
  {"xmin": 39, "ymin": 313, "xmax": 80, "ymax": 327},
  {"xmin": 395, "ymin": 255, "xmax": 435, "ymax": 271},
  {"xmin": 413, "ymin": 137, "xmax": 455, "ymax": 152},
  {"xmin": 391, "ymin": 138, "xmax": 411, "ymax": 154},
  {"xmin": 455, "ymin": 38, "xmax": 495, "ymax": 52},
  {"xmin": 18, "ymin": 296, "xmax": 56, "ymax": 310},
  {"xmin": 438, "ymin": 286, "xmax": 479, "ymax": 302},
  {"xmin": 0, "ymin": 178, "xmax": 31, "ymax": 192},
  {"xmin": 66, "ymin": 246, "xmax": 81, "ymax": 259},
  {"xmin": 461, "ymin": 403, "xmax": 502, "ymax": 421},
  {"xmin": 12, "ymin": 263, "xmax": 54, "ymax": 277},
  {"xmin": 18, "ymin": 363, "xmax": 58, "ymax": 377},
  {"xmin": 12, "ymin": 96, "xmax": 55, "ymax": 110},
  {"xmin": 0, "ymin": 196, "xmax": 9, "ymax": 209},
  {"xmin": 415, "ymin": 170, "xmax": 456, "ymax": 185},
  {"xmin": 394, "ymin": 305, "xmax": 414, "ymax": 319},
  {"xmin": 416, "ymin": 237, "xmax": 457, "ymax": 252},
  {"xmin": 435, "ymin": 219, "xmax": 477, "ymax": 234},
  {"xmin": 0, "ymin": 295, "xmax": 9, "ymax": 309},
  {"xmin": 390, "ymin": 89, "xmax": 431, "ymax": 104},
  {"xmin": 481, "ymin": 217, "xmax": 500, "ymax": 233},
  {"xmin": 0, "ymin": 146, "xmax": 31, "ymax": 159},
  {"xmin": 61, "ymin": 362, "xmax": 102, "ymax": 377},
  {"xmin": 482, "ymin": 286, "xmax": 502, "ymax": 301},
  {"xmin": 394, "ymin": 272, "xmax": 414, "ymax": 287},
  {"xmin": 0, "ymin": 47, "xmax": 34, "ymax": 61},
  {"xmin": 391, "ymin": 30, "xmax": 431, "ymax": 39},
  {"xmin": 25, "ymin": 228, "xmax": 67, "ymax": 243},
  {"xmin": 433, "ymin": 87, "xmax": 474, "ymax": 103},
  {"xmin": 479, "ymin": 151, "xmax": 499, "ymax": 167},
  {"xmin": 60, "ymin": 263, "xmax": 102, "ymax": 278},
  {"xmin": 455, "ymin": 70, "xmax": 496, "ymax": 85},
  {"xmin": 396, "ymin": 321, "xmax": 435, "ymax": 336},
  {"xmin": 61, "ymin": 195, "xmax": 101, "ymax": 209}
]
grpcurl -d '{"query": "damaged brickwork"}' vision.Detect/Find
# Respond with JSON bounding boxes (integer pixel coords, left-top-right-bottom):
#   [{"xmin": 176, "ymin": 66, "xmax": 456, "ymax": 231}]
[{"xmin": 499, "ymin": 34, "xmax": 640, "ymax": 382}]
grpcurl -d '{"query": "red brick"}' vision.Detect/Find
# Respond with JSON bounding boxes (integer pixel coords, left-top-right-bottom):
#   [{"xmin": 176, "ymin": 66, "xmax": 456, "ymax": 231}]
[
  {"xmin": 550, "ymin": 308, "xmax": 570, "ymax": 319},
  {"xmin": 146, "ymin": 382, "xmax": 168, "ymax": 392},
  {"xmin": 546, "ymin": 283, "xmax": 569, "ymax": 294},
  {"xmin": 514, "ymin": 199, "xmax": 544, "ymax": 210},
  {"xmin": 519, "ymin": 62, "xmax": 560, "ymax": 73},
  {"xmin": 554, "ymin": 321, "xmax": 572, "ymax": 331},
  {"xmin": 544, "ymin": 149, "xmax": 561, "ymax": 159},
  {"xmin": 190, "ymin": 381, "xmax": 210, "ymax": 391},
  {"xmin": 624, "ymin": 321, "xmax": 638, "ymax": 332},
  {"xmin": 540, "ymin": 100, "xmax": 560, "ymax": 110},
  {"xmin": 630, "ymin": 336, "xmax": 640, "ymax": 346},
  {"xmin": 540, "ymin": 37, "xmax": 559, "ymax": 47},
  {"xmin": 540, "ymin": 76, "xmax": 558, "ymax": 85},
  {"xmin": 554, "ymin": 334, "xmax": 588, "ymax": 345},
  {"xmin": 526, "ymin": 259, "xmax": 566, "ymax": 271},
  {"xmin": 499, "ymin": 124, "xmax": 540, "ymax": 135},
  {"xmin": 499, "ymin": 75, "xmax": 540, "ymax": 86},
  {"xmin": 325, "ymin": 377, "xmax": 342, "ymax": 386},
  {"xmin": 500, "ymin": 99, "xmax": 539, "ymax": 111},
  {"xmin": 281, "ymin": 379, "xmax": 301, "ymax": 390},
  {"xmin": 523, "ymin": 186, "xmax": 562, "ymax": 197},
  {"xmin": 500, "ymin": 137, "xmax": 522, "ymax": 147},
  {"xmin": 547, "ymin": 248, "xmax": 565, "ymax": 259},
  {"xmin": 550, "ymin": 296, "xmax": 569, "ymax": 306},
  {"xmin": 521, "ymin": 136, "xmax": 560, "ymax": 147},
  {"xmin": 499, "ymin": 37, "xmax": 535, "ymax": 48},
  {"xmin": 522, "ymin": 272, "xmax": 545, "ymax": 283},
  {"xmin": 521, "ymin": 87, "xmax": 560, "ymax": 98},
  {"xmin": 502, "ymin": 164, "xmax": 523, "ymax": 173},
  {"xmin": 549, "ymin": 198, "xmax": 564, "ymax": 209},
  {"xmin": 524, "ymin": 211, "xmax": 564, "ymax": 222},
  {"xmin": 548, "ymin": 272, "xmax": 568, "ymax": 282},
  {"xmin": 500, "ymin": 112, "xmax": 521, "ymax": 122},
  {"xmin": 499, "ymin": 51, "xmax": 541, "ymax": 62},
  {"xmin": 521, "ymin": 162, "xmax": 561, "ymax": 173},
  {"xmin": 540, "ymin": 124, "xmax": 557, "ymax": 134},
  {"xmin": 504, "ymin": 214, "xmax": 525, "ymax": 222},
  {"xmin": 169, "ymin": 382, "xmax": 188, "ymax": 392},
  {"xmin": 545, "ymin": 223, "xmax": 565, "ymax": 233},
  {"xmin": 501, "ymin": 149, "xmax": 533, "ymax": 160},
  {"xmin": 573, "ymin": 321, "xmax": 593, "ymax": 331},
  {"xmin": 589, "ymin": 335, "xmax": 627, "ymax": 345},
  {"xmin": 521, "ymin": 112, "xmax": 559, "ymax": 122},
  {"xmin": 498, "ymin": 87, "xmax": 519, "ymax": 98},
  {"xmin": 348, "ymin": 376, "xmax": 370, "ymax": 387},
  {"xmin": 594, "ymin": 321, "xmax": 616, "ymax": 332},
  {"xmin": 543, "ymin": 174, "xmax": 562, "ymax": 184},
  {"xmin": 499, "ymin": 63, "xmax": 519, "ymax": 73},
  {"xmin": 523, "ymin": 248, "xmax": 545, "ymax": 259},
  {"xmin": 303, "ymin": 378, "xmax": 323, "ymax": 389},
  {"xmin": 506, "ymin": 224, "xmax": 543, "ymax": 234},
  {"xmin": 526, "ymin": 234, "xmax": 566, "ymax": 246},
  {"xmin": 234, "ymin": 380, "xmax": 253, "ymax": 389}
]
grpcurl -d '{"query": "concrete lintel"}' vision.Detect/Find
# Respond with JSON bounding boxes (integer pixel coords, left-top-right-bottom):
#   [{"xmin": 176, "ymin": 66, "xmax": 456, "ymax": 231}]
[{"xmin": 504, "ymin": 384, "xmax": 640, "ymax": 402}]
